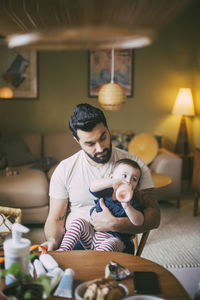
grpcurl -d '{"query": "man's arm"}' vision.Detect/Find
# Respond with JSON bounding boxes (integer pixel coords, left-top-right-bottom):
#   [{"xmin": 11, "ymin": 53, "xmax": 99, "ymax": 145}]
[
  {"xmin": 41, "ymin": 197, "xmax": 68, "ymax": 251},
  {"xmin": 91, "ymin": 188, "xmax": 160, "ymax": 234}
]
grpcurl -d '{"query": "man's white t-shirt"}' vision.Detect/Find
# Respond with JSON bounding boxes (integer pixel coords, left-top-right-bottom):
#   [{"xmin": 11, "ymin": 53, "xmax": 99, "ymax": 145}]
[{"xmin": 49, "ymin": 147, "xmax": 154, "ymax": 228}]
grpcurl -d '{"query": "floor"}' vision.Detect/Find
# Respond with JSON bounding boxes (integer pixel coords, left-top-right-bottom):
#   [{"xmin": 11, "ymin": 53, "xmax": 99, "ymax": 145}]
[
  {"xmin": 163, "ymin": 185, "xmax": 199, "ymax": 300},
  {"xmin": 168, "ymin": 267, "xmax": 200, "ymax": 299},
  {"xmin": 164, "ymin": 186, "xmax": 200, "ymax": 299}
]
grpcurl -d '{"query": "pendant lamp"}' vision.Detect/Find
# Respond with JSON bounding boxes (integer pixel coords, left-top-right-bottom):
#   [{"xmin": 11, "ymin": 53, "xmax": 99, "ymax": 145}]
[{"xmin": 98, "ymin": 49, "xmax": 126, "ymax": 111}]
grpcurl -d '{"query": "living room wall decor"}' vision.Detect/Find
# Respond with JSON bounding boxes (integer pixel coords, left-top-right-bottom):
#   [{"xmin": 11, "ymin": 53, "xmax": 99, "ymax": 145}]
[
  {"xmin": 0, "ymin": 40, "xmax": 38, "ymax": 99},
  {"xmin": 88, "ymin": 49, "xmax": 134, "ymax": 97}
]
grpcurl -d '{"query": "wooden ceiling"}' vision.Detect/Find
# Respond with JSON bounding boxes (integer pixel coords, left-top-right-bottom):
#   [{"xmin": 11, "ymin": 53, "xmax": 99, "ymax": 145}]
[{"xmin": 0, "ymin": 0, "xmax": 192, "ymax": 50}]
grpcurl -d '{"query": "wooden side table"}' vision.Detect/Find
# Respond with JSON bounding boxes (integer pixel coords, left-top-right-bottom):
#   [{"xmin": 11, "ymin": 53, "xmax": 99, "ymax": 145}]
[
  {"xmin": 177, "ymin": 152, "xmax": 194, "ymax": 189},
  {"xmin": 151, "ymin": 172, "xmax": 172, "ymax": 189}
]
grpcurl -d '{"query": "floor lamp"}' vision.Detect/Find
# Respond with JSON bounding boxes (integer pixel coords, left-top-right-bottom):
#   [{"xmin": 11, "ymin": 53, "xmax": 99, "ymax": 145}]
[{"xmin": 172, "ymin": 88, "xmax": 195, "ymax": 154}]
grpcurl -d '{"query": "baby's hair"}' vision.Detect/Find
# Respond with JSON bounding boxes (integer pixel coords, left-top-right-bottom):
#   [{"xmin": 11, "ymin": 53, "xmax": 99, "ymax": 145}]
[{"xmin": 112, "ymin": 158, "xmax": 142, "ymax": 187}]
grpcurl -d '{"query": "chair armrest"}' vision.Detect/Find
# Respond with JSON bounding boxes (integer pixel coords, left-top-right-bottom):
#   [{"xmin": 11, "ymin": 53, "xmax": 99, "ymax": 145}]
[
  {"xmin": 150, "ymin": 148, "xmax": 182, "ymax": 173},
  {"xmin": 150, "ymin": 148, "xmax": 182, "ymax": 199}
]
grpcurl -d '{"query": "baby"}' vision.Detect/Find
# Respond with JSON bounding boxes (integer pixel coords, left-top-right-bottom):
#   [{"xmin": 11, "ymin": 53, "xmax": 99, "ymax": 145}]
[{"xmin": 58, "ymin": 158, "xmax": 144, "ymax": 253}]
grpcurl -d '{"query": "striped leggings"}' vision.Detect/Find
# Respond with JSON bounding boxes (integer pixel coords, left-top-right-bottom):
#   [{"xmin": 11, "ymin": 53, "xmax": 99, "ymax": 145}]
[{"xmin": 58, "ymin": 218, "xmax": 125, "ymax": 252}]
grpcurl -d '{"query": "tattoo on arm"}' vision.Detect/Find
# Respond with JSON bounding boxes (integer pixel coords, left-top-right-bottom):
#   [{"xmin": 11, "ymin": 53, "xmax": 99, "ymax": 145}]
[{"xmin": 56, "ymin": 214, "xmax": 67, "ymax": 222}]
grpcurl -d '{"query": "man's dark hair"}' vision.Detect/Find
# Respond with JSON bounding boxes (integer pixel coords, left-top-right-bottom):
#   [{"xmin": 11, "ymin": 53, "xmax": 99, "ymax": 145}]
[{"xmin": 69, "ymin": 103, "xmax": 108, "ymax": 139}]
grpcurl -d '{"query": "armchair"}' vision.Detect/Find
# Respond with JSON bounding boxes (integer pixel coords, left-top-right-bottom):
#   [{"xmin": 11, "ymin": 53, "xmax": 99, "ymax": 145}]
[
  {"xmin": 134, "ymin": 231, "xmax": 150, "ymax": 256},
  {"xmin": 150, "ymin": 148, "xmax": 182, "ymax": 207},
  {"xmin": 111, "ymin": 131, "xmax": 183, "ymax": 207}
]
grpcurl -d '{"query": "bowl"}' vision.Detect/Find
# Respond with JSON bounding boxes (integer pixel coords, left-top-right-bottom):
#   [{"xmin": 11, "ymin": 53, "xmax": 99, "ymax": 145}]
[{"xmin": 75, "ymin": 280, "xmax": 129, "ymax": 300}]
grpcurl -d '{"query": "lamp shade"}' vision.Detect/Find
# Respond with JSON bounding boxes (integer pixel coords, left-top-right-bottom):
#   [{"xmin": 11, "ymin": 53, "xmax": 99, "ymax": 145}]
[
  {"xmin": 0, "ymin": 87, "xmax": 13, "ymax": 98},
  {"xmin": 172, "ymin": 88, "xmax": 195, "ymax": 116},
  {"xmin": 98, "ymin": 83, "xmax": 126, "ymax": 111}
]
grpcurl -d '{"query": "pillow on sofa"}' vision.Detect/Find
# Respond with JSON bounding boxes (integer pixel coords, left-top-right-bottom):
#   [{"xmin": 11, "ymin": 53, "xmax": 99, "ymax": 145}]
[
  {"xmin": 30, "ymin": 156, "xmax": 57, "ymax": 172},
  {"xmin": 111, "ymin": 130, "xmax": 163, "ymax": 151},
  {"xmin": 111, "ymin": 130, "xmax": 135, "ymax": 151},
  {"xmin": 0, "ymin": 134, "xmax": 36, "ymax": 166}
]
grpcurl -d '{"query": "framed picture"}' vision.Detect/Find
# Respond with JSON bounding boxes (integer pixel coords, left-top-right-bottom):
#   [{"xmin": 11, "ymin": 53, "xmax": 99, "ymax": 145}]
[
  {"xmin": 88, "ymin": 49, "xmax": 134, "ymax": 97},
  {"xmin": 0, "ymin": 40, "xmax": 38, "ymax": 99}
]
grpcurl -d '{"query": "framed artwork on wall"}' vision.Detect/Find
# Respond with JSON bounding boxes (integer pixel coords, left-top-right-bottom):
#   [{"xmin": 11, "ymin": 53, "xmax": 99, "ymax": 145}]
[
  {"xmin": 88, "ymin": 49, "xmax": 134, "ymax": 97},
  {"xmin": 0, "ymin": 40, "xmax": 38, "ymax": 99}
]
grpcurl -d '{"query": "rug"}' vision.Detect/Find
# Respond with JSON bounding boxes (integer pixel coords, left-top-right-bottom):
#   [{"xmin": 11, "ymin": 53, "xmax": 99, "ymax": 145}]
[{"xmin": 140, "ymin": 192, "xmax": 200, "ymax": 268}]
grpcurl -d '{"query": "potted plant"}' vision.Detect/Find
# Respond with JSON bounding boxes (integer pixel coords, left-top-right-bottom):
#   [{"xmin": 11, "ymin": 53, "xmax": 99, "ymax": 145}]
[{"xmin": 0, "ymin": 254, "xmax": 51, "ymax": 300}]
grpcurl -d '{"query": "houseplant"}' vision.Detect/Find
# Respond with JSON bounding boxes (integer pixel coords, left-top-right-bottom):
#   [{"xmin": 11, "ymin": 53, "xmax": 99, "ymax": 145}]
[{"xmin": 0, "ymin": 253, "xmax": 51, "ymax": 300}]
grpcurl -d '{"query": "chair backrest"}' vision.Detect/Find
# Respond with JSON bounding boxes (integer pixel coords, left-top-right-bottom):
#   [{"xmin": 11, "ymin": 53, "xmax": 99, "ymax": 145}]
[
  {"xmin": 192, "ymin": 148, "xmax": 200, "ymax": 192},
  {"xmin": 134, "ymin": 231, "xmax": 150, "ymax": 256}
]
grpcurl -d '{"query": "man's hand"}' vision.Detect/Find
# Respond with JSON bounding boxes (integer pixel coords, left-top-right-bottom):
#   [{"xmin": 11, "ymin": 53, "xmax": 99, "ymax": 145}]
[
  {"xmin": 90, "ymin": 198, "xmax": 116, "ymax": 232},
  {"xmin": 40, "ymin": 238, "xmax": 58, "ymax": 251}
]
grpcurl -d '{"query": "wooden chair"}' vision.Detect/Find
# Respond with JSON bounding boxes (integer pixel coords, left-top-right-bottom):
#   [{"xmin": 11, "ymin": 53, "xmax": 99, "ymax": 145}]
[
  {"xmin": 134, "ymin": 231, "xmax": 150, "ymax": 256},
  {"xmin": 0, "ymin": 206, "xmax": 22, "ymax": 250},
  {"xmin": 192, "ymin": 148, "xmax": 200, "ymax": 216}
]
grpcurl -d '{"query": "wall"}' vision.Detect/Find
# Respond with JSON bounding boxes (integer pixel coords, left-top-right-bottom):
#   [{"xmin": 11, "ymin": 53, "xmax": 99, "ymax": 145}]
[{"xmin": 0, "ymin": 0, "xmax": 199, "ymax": 151}]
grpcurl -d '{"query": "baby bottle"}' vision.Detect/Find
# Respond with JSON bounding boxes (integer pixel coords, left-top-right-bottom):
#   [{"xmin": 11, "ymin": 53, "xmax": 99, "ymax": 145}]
[
  {"xmin": 116, "ymin": 182, "xmax": 133, "ymax": 203},
  {"xmin": 3, "ymin": 223, "xmax": 31, "ymax": 285}
]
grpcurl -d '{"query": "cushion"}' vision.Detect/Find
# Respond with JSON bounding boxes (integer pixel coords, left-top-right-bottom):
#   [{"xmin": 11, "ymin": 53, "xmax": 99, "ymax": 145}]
[
  {"xmin": 0, "ymin": 134, "xmax": 36, "ymax": 166},
  {"xmin": 111, "ymin": 130, "xmax": 135, "ymax": 151},
  {"xmin": 43, "ymin": 132, "xmax": 81, "ymax": 162},
  {"xmin": 30, "ymin": 156, "xmax": 57, "ymax": 172},
  {"xmin": 128, "ymin": 133, "xmax": 159, "ymax": 165},
  {"xmin": 111, "ymin": 130, "xmax": 162, "ymax": 151}
]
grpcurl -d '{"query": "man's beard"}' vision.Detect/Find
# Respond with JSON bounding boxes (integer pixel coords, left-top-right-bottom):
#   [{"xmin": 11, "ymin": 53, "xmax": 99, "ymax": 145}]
[{"xmin": 85, "ymin": 142, "xmax": 112, "ymax": 164}]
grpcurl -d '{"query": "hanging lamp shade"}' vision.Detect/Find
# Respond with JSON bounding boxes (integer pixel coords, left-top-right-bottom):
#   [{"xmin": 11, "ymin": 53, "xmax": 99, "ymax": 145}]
[
  {"xmin": 98, "ymin": 83, "xmax": 126, "ymax": 111},
  {"xmin": 98, "ymin": 48, "xmax": 126, "ymax": 111},
  {"xmin": 0, "ymin": 87, "xmax": 13, "ymax": 98}
]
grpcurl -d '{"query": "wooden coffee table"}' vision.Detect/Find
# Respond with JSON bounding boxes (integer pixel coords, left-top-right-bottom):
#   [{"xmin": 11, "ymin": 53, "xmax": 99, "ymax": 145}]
[{"xmin": 45, "ymin": 250, "xmax": 189, "ymax": 300}]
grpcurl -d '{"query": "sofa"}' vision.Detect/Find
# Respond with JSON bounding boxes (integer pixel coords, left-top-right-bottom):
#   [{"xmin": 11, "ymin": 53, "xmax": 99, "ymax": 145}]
[{"xmin": 0, "ymin": 132, "xmax": 182, "ymax": 225}]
